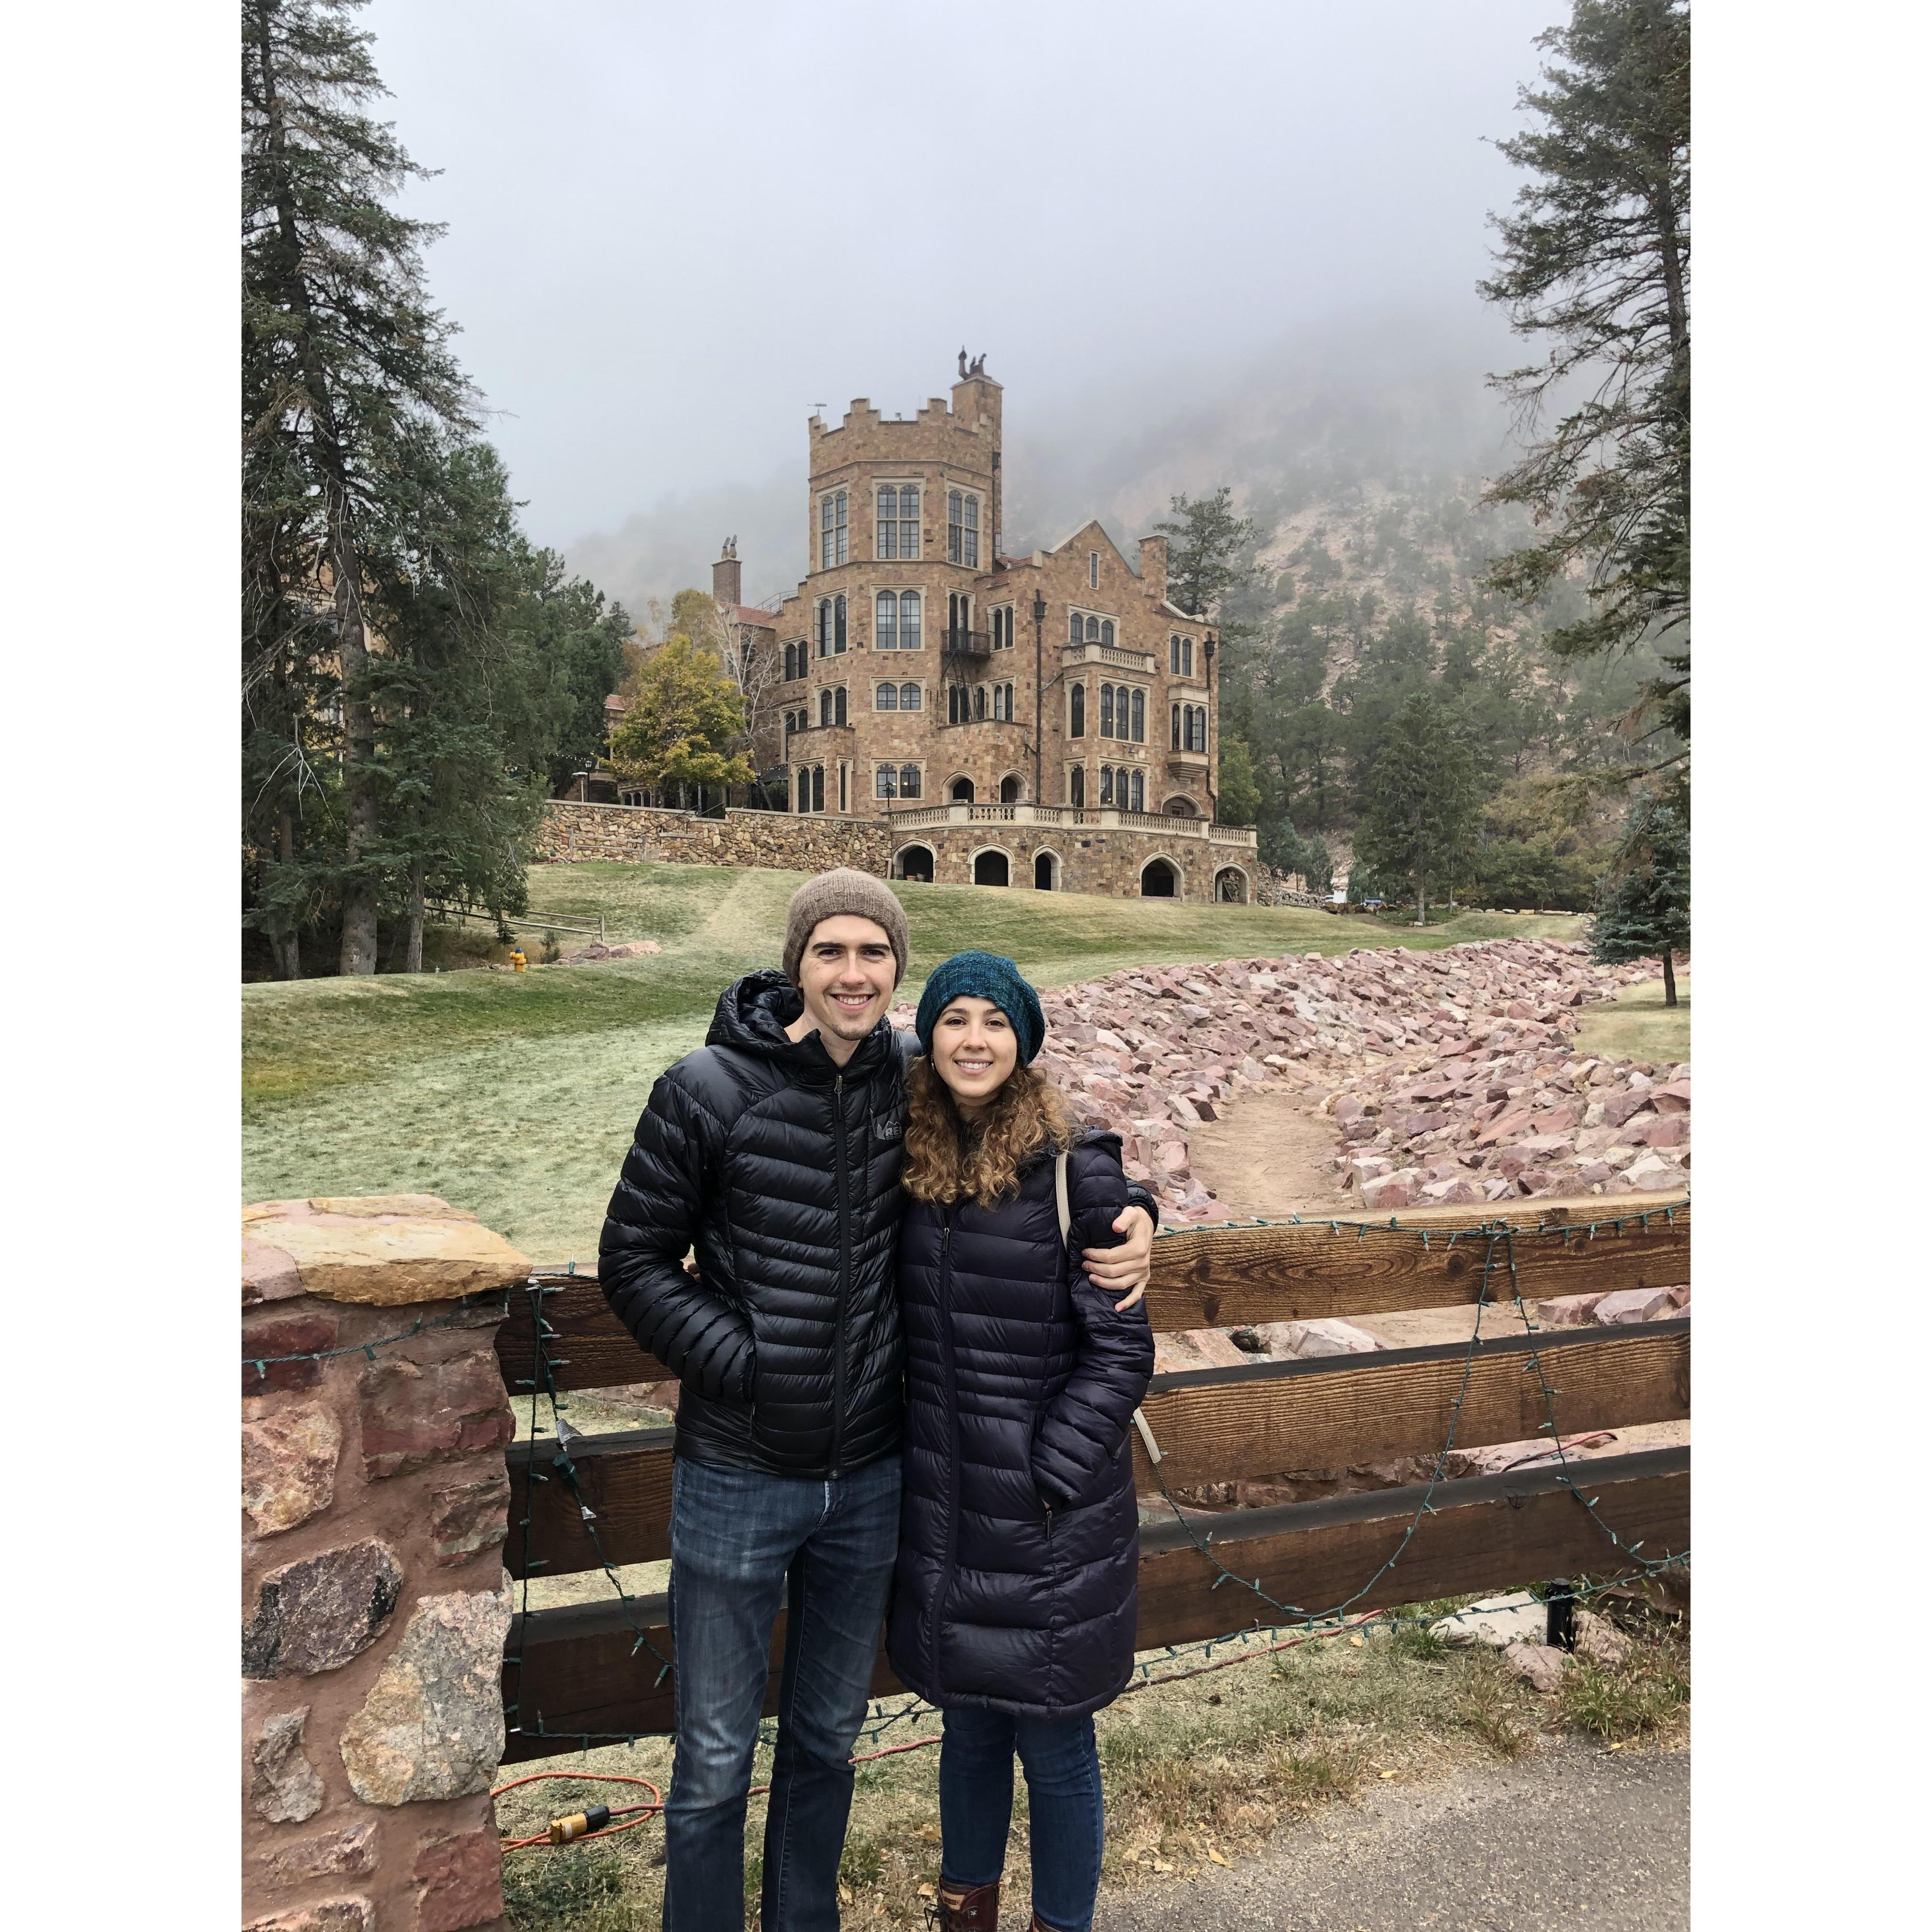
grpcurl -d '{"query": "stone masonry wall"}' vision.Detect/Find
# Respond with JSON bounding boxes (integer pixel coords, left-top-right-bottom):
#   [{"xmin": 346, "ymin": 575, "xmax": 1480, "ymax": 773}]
[
  {"xmin": 534, "ymin": 800, "xmax": 895, "ymax": 874},
  {"xmin": 242, "ymin": 1196, "xmax": 532, "ymax": 1932}
]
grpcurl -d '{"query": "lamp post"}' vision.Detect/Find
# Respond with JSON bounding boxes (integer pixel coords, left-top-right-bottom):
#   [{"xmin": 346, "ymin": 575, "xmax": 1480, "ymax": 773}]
[
  {"xmin": 1032, "ymin": 591, "xmax": 1047, "ymax": 807},
  {"xmin": 1203, "ymin": 636, "xmax": 1217, "ymax": 824}
]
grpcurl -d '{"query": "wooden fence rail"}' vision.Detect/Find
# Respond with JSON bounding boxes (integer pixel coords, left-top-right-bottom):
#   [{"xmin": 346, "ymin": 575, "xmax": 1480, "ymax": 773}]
[{"xmin": 496, "ymin": 1191, "xmax": 1690, "ymax": 1763}]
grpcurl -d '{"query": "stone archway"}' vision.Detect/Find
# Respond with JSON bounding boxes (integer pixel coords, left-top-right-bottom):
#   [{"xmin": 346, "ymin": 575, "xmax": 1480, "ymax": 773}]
[
  {"xmin": 999, "ymin": 773, "xmax": 1024, "ymax": 804},
  {"xmin": 1033, "ymin": 850, "xmax": 1060, "ymax": 891},
  {"xmin": 950, "ymin": 776, "xmax": 976, "ymax": 804},
  {"xmin": 894, "ymin": 843, "xmax": 935, "ymax": 883},
  {"xmin": 1140, "ymin": 857, "xmax": 1178, "ymax": 898},
  {"xmin": 1163, "ymin": 796, "xmax": 1198, "ymax": 817},
  {"xmin": 973, "ymin": 848, "xmax": 1011, "ymax": 887},
  {"xmin": 1214, "ymin": 865, "xmax": 1249, "ymax": 904}
]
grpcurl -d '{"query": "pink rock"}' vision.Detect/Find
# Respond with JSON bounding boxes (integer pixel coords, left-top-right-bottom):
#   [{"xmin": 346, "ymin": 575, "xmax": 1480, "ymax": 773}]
[
  {"xmin": 1603, "ymin": 1089, "xmax": 1656, "ymax": 1127},
  {"xmin": 1650, "ymin": 1080, "xmax": 1691, "ymax": 1114},
  {"xmin": 1517, "ymin": 1134, "xmax": 1576, "ymax": 1160},
  {"xmin": 1360, "ymin": 1171, "xmax": 1419, "ymax": 1210},
  {"xmin": 1593, "ymin": 1286, "xmax": 1680, "ymax": 1324},
  {"xmin": 1537, "ymin": 1291, "xmax": 1610, "ymax": 1325},
  {"xmin": 1500, "ymin": 1643, "xmax": 1572, "ymax": 1693},
  {"xmin": 1627, "ymin": 1114, "xmax": 1687, "ymax": 1148},
  {"xmin": 1476, "ymin": 1108, "xmax": 1535, "ymax": 1148},
  {"xmin": 1256, "ymin": 1318, "xmax": 1380, "ymax": 1358}
]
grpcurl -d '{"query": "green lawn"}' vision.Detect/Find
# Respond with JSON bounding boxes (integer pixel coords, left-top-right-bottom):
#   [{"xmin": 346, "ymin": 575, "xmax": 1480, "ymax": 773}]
[
  {"xmin": 242, "ymin": 862, "xmax": 1584, "ymax": 1258},
  {"xmin": 1573, "ymin": 971, "xmax": 1689, "ymax": 1068}
]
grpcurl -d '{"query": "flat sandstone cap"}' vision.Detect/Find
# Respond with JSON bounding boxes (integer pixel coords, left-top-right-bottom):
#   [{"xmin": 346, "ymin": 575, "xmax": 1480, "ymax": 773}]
[{"xmin": 242, "ymin": 1195, "xmax": 531, "ymax": 1307}]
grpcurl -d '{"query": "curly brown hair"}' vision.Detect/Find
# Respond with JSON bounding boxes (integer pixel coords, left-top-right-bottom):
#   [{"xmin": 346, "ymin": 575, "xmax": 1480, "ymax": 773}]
[{"xmin": 902, "ymin": 1052, "xmax": 1070, "ymax": 1207}]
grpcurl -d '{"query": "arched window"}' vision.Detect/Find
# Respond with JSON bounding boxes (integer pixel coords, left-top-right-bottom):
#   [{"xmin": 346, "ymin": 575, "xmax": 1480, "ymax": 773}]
[
  {"xmin": 947, "ymin": 491, "xmax": 979, "ymax": 566},
  {"xmin": 812, "ymin": 764, "xmax": 825, "ymax": 812},
  {"xmin": 1099, "ymin": 683, "xmax": 1116, "ymax": 737},
  {"xmin": 1189, "ymin": 704, "xmax": 1207, "ymax": 751},
  {"xmin": 1070, "ymin": 683, "xmax": 1085, "ymax": 737},
  {"xmin": 1084, "ymin": 615, "xmax": 1100, "ymax": 642},
  {"xmin": 973, "ymin": 684, "xmax": 987, "ymax": 721},
  {"xmin": 1069, "ymin": 610, "xmax": 1083, "ymax": 646},
  {"xmin": 820, "ymin": 491, "xmax": 848, "ymax": 568},
  {"xmin": 948, "ymin": 685, "xmax": 965, "ymax": 725},
  {"xmin": 817, "ymin": 599, "xmax": 832, "ymax": 657},
  {"xmin": 900, "ymin": 591, "xmax": 921, "ymax": 649},
  {"xmin": 1101, "ymin": 619, "xmax": 1114, "ymax": 647},
  {"xmin": 1171, "ymin": 702, "xmax": 1182, "ymax": 750},
  {"xmin": 1099, "ymin": 766, "xmax": 1115, "ymax": 806},
  {"xmin": 820, "ymin": 689, "xmax": 833, "ymax": 727},
  {"xmin": 899, "ymin": 682, "xmax": 921, "ymax": 710},
  {"xmin": 875, "ymin": 591, "xmax": 897, "ymax": 651},
  {"xmin": 876, "ymin": 764, "xmax": 897, "ymax": 798},
  {"xmin": 899, "ymin": 763, "xmax": 921, "ymax": 798},
  {"xmin": 876, "ymin": 683, "xmax": 898, "ymax": 711},
  {"xmin": 835, "ymin": 686, "xmax": 848, "ymax": 727},
  {"xmin": 876, "ymin": 486, "xmax": 898, "ymax": 560},
  {"xmin": 835, "ymin": 594, "xmax": 846, "ymax": 652},
  {"xmin": 797, "ymin": 768, "xmax": 810, "ymax": 812},
  {"xmin": 1130, "ymin": 770, "xmax": 1145, "ymax": 812},
  {"xmin": 1130, "ymin": 689, "xmax": 1145, "ymax": 743}
]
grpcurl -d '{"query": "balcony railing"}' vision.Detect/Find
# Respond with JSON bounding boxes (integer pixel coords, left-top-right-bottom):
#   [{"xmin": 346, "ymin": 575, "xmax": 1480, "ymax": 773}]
[
  {"xmin": 1062, "ymin": 641, "xmax": 1158, "ymax": 674},
  {"xmin": 941, "ymin": 628, "xmax": 992, "ymax": 659},
  {"xmin": 879, "ymin": 802, "xmax": 1256, "ymax": 848}
]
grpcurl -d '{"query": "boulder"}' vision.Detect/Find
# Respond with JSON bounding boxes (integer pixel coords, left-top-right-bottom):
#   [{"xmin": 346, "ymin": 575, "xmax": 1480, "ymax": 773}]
[
  {"xmin": 1534, "ymin": 1292, "xmax": 1609, "ymax": 1327},
  {"xmin": 242, "ymin": 1397, "xmax": 343, "ymax": 1536},
  {"xmin": 339, "ymin": 1578, "xmax": 515, "ymax": 1805},
  {"xmin": 1593, "ymin": 1286, "xmax": 1681, "ymax": 1325},
  {"xmin": 1429, "ymin": 1591, "xmax": 1547, "ymax": 1649},
  {"xmin": 242, "ymin": 1540, "xmax": 403, "ymax": 1679},
  {"xmin": 1572, "ymin": 1608, "xmax": 1635, "ymax": 1667},
  {"xmin": 1361, "ymin": 1169, "xmax": 1421, "ymax": 1210},
  {"xmin": 1499, "ymin": 1642, "xmax": 1573, "ymax": 1694},
  {"xmin": 1256, "ymin": 1318, "xmax": 1380, "ymax": 1359},
  {"xmin": 239, "ymin": 1196, "xmax": 531, "ymax": 1307}
]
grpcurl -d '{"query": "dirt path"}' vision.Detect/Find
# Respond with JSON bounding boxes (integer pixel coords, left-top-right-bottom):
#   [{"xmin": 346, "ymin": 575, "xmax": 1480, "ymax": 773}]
[
  {"xmin": 1106, "ymin": 1736, "xmax": 1688, "ymax": 1931},
  {"xmin": 1186, "ymin": 1087, "xmax": 1358, "ymax": 1216}
]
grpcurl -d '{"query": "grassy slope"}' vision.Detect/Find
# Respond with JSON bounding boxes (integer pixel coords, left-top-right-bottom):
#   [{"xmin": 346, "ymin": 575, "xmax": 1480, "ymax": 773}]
[
  {"xmin": 1573, "ymin": 972, "xmax": 1690, "ymax": 1067},
  {"xmin": 242, "ymin": 862, "xmax": 1584, "ymax": 1257}
]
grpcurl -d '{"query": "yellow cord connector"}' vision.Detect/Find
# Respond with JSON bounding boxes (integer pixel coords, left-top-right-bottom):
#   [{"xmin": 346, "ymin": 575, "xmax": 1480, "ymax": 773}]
[{"xmin": 547, "ymin": 1805, "xmax": 612, "ymax": 1844}]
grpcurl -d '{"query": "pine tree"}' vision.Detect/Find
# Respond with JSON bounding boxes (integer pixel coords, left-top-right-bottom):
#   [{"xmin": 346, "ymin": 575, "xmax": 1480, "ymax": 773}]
[
  {"xmin": 243, "ymin": 0, "xmax": 475, "ymax": 974},
  {"xmin": 1479, "ymin": 0, "xmax": 1690, "ymax": 793},
  {"xmin": 1589, "ymin": 796, "xmax": 1689, "ymax": 1004},
  {"xmin": 1352, "ymin": 693, "xmax": 1482, "ymax": 924},
  {"xmin": 1154, "ymin": 487, "xmax": 1256, "ymax": 621}
]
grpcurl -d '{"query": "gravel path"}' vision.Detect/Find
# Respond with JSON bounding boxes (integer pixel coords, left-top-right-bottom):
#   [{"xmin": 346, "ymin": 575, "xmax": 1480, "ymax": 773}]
[{"xmin": 1106, "ymin": 1736, "xmax": 1687, "ymax": 1931}]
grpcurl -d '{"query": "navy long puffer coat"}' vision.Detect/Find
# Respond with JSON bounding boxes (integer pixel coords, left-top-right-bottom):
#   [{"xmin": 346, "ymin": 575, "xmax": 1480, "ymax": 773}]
[{"xmin": 886, "ymin": 1130, "xmax": 1156, "ymax": 1720}]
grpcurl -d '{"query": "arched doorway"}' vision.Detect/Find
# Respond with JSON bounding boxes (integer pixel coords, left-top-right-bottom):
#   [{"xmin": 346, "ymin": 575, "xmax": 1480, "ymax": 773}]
[
  {"xmin": 894, "ymin": 843, "xmax": 934, "ymax": 883},
  {"xmin": 999, "ymin": 773, "xmax": 1024, "ymax": 804},
  {"xmin": 973, "ymin": 849, "xmax": 1010, "ymax": 887},
  {"xmin": 1033, "ymin": 851, "xmax": 1058, "ymax": 891},
  {"xmin": 1140, "ymin": 858, "xmax": 1177, "ymax": 898},
  {"xmin": 1215, "ymin": 865, "xmax": 1249, "ymax": 904},
  {"xmin": 1163, "ymin": 796, "xmax": 1197, "ymax": 817},
  {"xmin": 950, "ymin": 776, "xmax": 975, "ymax": 804}
]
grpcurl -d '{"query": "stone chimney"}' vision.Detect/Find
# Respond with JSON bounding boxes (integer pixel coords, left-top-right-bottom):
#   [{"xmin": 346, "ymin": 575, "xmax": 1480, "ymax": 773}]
[
  {"xmin": 1139, "ymin": 535, "xmax": 1169, "ymax": 606},
  {"xmin": 712, "ymin": 538, "xmax": 742, "ymax": 613}
]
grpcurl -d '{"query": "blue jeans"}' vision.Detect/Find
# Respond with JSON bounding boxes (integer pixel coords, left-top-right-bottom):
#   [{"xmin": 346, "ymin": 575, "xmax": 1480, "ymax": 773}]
[
  {"xmin": 938, "ymin": 1707, "xmax": 1105, "ymax": 1932},
  {"xmin": 663, "ymin": 1453, "xmax": 901, "ymax": 1932}
]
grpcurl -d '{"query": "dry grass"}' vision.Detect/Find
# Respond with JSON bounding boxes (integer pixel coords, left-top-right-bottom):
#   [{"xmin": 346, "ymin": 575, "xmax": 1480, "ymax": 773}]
[
  {"xmin": 496, "ymin": 1596, "xmax": 1685, "ymax": 1930},
  {"xmin": 1573, "ymin": 970, "xmax": 1690, "ymax": 1067}
]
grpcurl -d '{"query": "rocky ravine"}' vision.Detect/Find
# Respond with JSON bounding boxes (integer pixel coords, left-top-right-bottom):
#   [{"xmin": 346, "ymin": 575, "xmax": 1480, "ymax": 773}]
[{"xmin": 892, "ymin": 936, "xmax": 1686, "ymax": 1229}]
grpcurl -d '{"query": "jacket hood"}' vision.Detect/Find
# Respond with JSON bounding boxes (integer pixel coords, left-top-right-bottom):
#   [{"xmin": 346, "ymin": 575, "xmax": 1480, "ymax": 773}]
[{"xmin": 707, "ymin": 968, "xmax": 897, "ymax": 1080}]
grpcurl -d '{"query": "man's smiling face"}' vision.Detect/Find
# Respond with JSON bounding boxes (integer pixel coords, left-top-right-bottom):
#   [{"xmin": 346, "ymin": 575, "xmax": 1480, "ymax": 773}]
[{"xmin": 791, "ymin": 915, "xmax": 899, "ymax": 1053}]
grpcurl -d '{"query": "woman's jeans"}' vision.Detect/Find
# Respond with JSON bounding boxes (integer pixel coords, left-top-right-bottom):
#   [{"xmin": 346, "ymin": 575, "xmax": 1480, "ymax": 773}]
[
  {"xmin": 938, "ymin": 1706, "xmax": 1105, "ymax": 1932},
  {"xmin": 663, "ymin": 1453, "xmax": 901, "ymax": 1932}
]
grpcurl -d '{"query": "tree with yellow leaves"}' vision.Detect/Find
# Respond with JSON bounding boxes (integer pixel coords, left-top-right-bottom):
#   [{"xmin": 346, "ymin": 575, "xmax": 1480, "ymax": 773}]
[{"xmin": 608, "ymin": 632, "xmax": 754, "ymax": 798}]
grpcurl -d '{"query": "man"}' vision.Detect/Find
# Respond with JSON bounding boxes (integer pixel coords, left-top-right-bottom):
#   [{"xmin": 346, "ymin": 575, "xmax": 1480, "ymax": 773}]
[{"xmin": 600, "ymin": 868, "xmax": 1155, "ymax": 1932}]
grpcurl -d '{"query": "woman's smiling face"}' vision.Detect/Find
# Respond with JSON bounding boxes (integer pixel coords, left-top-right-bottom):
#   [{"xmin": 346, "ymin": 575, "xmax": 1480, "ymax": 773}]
[{"xmin": 929, "ymin": 995, "xmax": 1019, "ymax": 1114}]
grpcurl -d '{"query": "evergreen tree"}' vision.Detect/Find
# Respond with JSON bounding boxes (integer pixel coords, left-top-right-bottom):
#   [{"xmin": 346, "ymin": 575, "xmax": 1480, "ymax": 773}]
[
  {"xmin": 1154, "ymin": 486, "xmax": 1256, "ymax": 621},
  {"xmin": 1589, "ymin": 796, "xmax": 1689, "ymax": 1004},
  {"xmin": 1352, "ymin": 692, "xmax": 1482, "ymax": 924},
  {"xmin": 1479, "ymin": 0, "xmax": 1690, "ymax": 792},
  {"xmin": 243, "ymin": 0, "xmax": 475, "ymax": 975},
  {"xmin": 1217, "ymin": 733, "xmax": 1261, "ymax": 828}
]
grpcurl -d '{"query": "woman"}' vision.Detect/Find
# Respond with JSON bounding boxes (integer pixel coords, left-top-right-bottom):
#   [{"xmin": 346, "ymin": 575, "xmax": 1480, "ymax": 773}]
[{"xmin": 886, "ymin": 950, "xmax": 1155, "ymax": 1932}]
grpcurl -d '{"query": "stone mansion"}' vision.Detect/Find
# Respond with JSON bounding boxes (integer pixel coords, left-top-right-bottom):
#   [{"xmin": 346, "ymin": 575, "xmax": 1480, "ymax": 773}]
[{"xmin": 624, "ymin": 361, "xmax": 1258, "ymax": 901}]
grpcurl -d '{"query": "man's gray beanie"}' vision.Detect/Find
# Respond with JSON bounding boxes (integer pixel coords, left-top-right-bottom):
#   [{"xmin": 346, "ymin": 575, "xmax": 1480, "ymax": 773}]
[{"xmin": 782, "ymin": 868, "xmax": 909, "ymax": 986}]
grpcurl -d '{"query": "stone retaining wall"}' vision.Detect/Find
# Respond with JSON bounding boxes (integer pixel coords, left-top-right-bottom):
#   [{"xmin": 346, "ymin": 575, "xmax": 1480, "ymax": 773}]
[
  {"xmin": 242, "ymin": 1196, "xmax": 532, "ymax": 1932},
  {"xmin": 533, "ymin": 800, "xmax": 895, "ymax": 873}
]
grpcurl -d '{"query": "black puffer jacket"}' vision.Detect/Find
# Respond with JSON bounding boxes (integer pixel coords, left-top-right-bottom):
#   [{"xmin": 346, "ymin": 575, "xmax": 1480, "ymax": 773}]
[
  {"xmin": 886, "ymin": 1132, "xmax": 1155, "ymax": 1720},
  {"xmin": 598, "ymin": 970, "xmax": 915, "ymax": 1478}
]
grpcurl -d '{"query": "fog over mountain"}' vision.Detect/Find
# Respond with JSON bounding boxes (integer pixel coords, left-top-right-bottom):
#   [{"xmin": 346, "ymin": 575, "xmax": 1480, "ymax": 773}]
[{"xmin": 358, "ymin": 0, "xmax": 1566, "ymax": 616}]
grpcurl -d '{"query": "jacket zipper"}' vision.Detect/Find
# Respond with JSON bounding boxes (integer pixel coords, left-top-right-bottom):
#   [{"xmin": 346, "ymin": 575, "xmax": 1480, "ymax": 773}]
[
  {"xmin": 829, "ymin": 1071, "xmax": 851, "ymax": 1479},
  {"xmin": 929, "ymin": 1210, "xmax": 957, "ymax": 1683}
]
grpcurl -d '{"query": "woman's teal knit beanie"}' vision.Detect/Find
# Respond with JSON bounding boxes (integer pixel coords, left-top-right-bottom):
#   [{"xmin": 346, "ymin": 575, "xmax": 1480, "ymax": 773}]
[{"xmin": 914, "ymin": 951, "xmax": 1046, "ymax": 1066}]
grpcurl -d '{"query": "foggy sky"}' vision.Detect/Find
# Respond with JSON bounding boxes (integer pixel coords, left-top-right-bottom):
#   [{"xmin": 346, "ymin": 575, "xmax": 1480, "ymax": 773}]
[{"xmin": 361, "ymin": 0, "xmax": 1565, "ymax": 612}]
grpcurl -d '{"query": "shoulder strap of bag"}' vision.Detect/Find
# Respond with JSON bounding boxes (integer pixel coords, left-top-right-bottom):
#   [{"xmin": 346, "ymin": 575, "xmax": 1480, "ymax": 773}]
[{"xmin": 1055, "ymin": 1148, "xmax": 1071, "ymax": 1248}]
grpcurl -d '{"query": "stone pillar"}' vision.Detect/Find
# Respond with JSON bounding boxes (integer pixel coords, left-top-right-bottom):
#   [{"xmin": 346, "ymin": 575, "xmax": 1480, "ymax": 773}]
[
  {"xmin": 1138, "ymin": 534, "xmax": 1168, "ymax": 607},
  {"xmin": 242, "ymin": 1195, "xmax": 531, "ymax": 1932}
]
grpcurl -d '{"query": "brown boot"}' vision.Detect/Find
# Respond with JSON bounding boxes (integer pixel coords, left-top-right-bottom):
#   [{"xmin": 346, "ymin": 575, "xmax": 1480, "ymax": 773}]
[{"xmin": 926, "ymin": 1877, "xmax": 1000, "ymax": 1930}]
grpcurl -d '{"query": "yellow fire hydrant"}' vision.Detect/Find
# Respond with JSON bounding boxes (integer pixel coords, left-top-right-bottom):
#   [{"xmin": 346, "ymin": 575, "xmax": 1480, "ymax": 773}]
[{"xmin": 509, "ymin": 945, "xmax": 528, "ymax": 973}]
